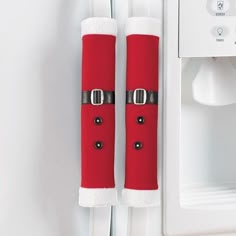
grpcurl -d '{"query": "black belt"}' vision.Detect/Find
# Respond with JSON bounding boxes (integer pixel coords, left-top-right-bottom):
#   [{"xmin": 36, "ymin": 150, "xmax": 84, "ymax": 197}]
[
  {"xmin": 82, "ymin": 89, "xmax": 115, "ymax": 105},
  {"xmin": 126, "ymin": 89, "xmax": 158, "ymax": 105}
]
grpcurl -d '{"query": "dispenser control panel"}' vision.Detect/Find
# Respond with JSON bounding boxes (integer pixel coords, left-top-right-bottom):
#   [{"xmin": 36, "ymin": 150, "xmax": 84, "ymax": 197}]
[{"xmin": 179, "ymin": 0, "xmax": 236, "ymax": 57}]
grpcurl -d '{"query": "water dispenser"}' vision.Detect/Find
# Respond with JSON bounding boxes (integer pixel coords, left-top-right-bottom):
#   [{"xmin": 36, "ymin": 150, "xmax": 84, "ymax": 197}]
[{"xmin": 164, "ymin": 0, "xmax": 236, "ymax": 235}]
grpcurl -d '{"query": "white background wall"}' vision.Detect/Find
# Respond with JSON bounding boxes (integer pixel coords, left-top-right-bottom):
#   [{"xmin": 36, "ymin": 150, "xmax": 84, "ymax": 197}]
[{"xmin": 0, "ymin": 0, "xmax": 161, "ymax": 235}]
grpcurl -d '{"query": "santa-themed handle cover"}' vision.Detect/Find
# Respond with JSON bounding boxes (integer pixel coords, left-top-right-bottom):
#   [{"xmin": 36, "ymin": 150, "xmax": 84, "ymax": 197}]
[
  {"xmin": 123, "ymin": 17, "xmax": 160, "ymax": 207},
  {"xmin": 79, "ymin": 18, "xmax": 117, "ymax": 207}
]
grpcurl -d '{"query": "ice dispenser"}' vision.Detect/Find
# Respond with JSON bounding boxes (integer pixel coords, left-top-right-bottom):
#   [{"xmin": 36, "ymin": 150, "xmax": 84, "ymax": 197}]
[{"xmin": 164, "ymin": 0, "xmax": 236, "ymax": 235}]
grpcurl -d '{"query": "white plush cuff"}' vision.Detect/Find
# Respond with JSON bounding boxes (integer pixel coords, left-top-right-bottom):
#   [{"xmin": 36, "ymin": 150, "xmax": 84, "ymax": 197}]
[
  {"xmin": 126, "ymin": 17, "xmax": 161, "ymax": 37},
  {"xmin": 81, "ymin": 17, "xmax": 117, "ymax": 37},
  {"xmin": 79, "ymin": 187, "xmax": 117, "ymax": 207},
  {"xmin": 122, "ymin": 189, "xmax": 160, "ymax": 207}
]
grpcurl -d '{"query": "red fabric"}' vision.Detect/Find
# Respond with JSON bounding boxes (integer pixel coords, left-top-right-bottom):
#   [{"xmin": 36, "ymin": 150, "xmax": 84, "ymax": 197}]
[
  {"xmin": 82, "ymin": 35, "xmax": 115, "ymax": 90},
  {"xmin": 81, "ymin": 34, "xmax": 116, "ymax": 188},
  {"xmin": 125, "ymin": 35, "xmax": 159, "ymax": 190}
]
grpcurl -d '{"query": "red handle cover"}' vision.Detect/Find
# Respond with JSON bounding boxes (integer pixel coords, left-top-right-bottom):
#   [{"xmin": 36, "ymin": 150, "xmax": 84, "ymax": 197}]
[
  {"xmin": 125, "ymin": 35, "xmax": 159, "ymax": 190},
  {"xmin": 81, "ymin": 34, "xmax": 116, "ymax": 188}
]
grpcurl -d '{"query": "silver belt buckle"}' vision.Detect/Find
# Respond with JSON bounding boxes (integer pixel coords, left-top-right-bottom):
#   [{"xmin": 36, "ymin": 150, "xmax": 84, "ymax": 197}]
[
  {"xmin": 91, "ymin": 89, "xmax": 104, "ymax": 105},
  {"xmin": 133, "ymin": 88, "xmax": 147, "ymax": 105}
]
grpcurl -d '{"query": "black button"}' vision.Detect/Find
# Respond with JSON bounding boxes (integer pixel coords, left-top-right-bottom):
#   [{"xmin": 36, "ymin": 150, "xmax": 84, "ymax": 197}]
[
  {"xmin": 94, "ymin": 117, "xmax": 103, "ymax": 125},
  {"xmin": 134, "ymin": 141, "xmax": 143, "ymax": 150},
  {"xmin": 95, "ymin": 141, "xmax": 103, "ymax": 150},
  {"xmin": 137, "ymin": 116, "xmax": 145, "ymax": 124}
]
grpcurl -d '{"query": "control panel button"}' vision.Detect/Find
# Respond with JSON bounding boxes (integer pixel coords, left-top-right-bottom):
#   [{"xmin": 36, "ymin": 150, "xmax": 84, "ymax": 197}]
[
  {"xmin": 217, "ymin": 27, "xmax": 223, "ymax": 36},
  {"xmin": 211, "ymin": 26, "xmax": 228, "ymax": 37},
  {"xmin": 211, "ymin": 0, "xmax": 230, "ymax": 13}
]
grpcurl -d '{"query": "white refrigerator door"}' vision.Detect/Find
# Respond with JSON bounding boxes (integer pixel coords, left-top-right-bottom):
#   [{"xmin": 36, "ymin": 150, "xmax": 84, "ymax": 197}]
[{"xmin": 163, "ymin": 0, "xmax": 236, "ymax": 235}]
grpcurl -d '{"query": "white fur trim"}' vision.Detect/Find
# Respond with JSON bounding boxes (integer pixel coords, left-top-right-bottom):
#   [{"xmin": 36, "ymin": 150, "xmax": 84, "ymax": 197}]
[
  {"xmin": 122, "ymin": 189, "xmax": 160, "ymax": 207},
  {"xmin": 126, "ymin": 17, "xmax": 161, "ymax": 37},
  {"xmin": 81, "ymin": 17, "xmax": 117, "ymax": 37},
  {"xmin": 79, "ymin": 187, "xmax": 117, "ymax": 207}
]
